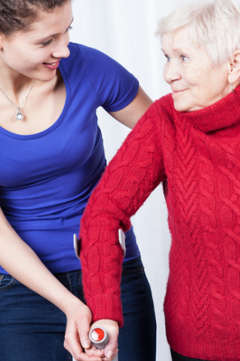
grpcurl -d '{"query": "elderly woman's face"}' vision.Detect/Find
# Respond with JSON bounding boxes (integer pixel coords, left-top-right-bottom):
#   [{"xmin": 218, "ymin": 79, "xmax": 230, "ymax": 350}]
[{"xmin": 162, "ymin": 26, "xmax": 232, "ymax": 112}]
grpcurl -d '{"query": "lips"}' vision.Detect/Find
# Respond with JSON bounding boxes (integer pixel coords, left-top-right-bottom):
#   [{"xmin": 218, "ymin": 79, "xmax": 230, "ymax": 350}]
[
  {"xmin": 43, "ymin": 61, "xmax": 60, "ymax": 70},
  {"xmin": 172, "ymin": 89, "xmax": 187, "ymax": 93},
  {"xmin": 172, "ymin": 89, "xmax": 188, "ymax": 97}
]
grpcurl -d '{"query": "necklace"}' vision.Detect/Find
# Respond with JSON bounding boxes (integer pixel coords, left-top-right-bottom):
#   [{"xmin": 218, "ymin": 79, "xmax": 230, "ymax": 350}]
[{"xmin": 0, "ymin": 82, "xmax": 33, "ymax": 121}]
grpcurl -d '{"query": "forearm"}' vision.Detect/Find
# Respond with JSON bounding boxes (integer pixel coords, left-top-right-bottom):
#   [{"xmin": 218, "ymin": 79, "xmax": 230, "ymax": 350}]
[{"xmin": 0, "ymin": 208, "xmax": 82, "ymax": 315}]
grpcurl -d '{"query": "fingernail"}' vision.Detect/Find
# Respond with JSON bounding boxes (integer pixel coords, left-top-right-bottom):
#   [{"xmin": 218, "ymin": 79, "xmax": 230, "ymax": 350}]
[
  {"xmin": 82, "ymin": 340, "xmax": 90, "ymax": 349},
  {"xmin": 106, "ymin": 351, "xmax": 113, "ymax": 358}
]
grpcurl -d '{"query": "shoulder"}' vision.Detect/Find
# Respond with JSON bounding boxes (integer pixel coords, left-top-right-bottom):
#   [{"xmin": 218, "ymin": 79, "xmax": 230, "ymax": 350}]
[
  {"xmin": 60, "ymin": 43, "xmax": 138, "ymax": 107},
  {"xmin": 154, "ymin": 93, "xmax": 174, "ymax": 116},
  {"xmin": 61, "ymin": 42, "xmax": 128, "ymax": 76},
  {"xmin": 153, "ymin": 94, "xmax": 176, "ymax": 127},
  {"xmin": 134, "ymin": 93, "xmax": 175, "ymax": 138},
  {"xmin": 130, "ymin": 94, "xmax": 172, "ymax": 132},
  {"xmin": 141, "ymin": 94, "xmax": 174, "ymax": 123}
]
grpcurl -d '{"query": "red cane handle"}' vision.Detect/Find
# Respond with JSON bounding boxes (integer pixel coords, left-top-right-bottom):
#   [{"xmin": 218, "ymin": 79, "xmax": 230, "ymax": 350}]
[
  {"xmin": 89, "ymin": 327, "xmax": 118, "ymax": 361},
  {"xmin": 89, "ymin": 327, "xmax": 109, "ymax": 349}
]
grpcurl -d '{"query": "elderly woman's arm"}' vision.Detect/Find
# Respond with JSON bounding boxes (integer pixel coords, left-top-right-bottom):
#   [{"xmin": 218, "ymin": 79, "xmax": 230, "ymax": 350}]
[{"xmin": 80, "ymin": 100, "xmax": 166, "ymax": 325}]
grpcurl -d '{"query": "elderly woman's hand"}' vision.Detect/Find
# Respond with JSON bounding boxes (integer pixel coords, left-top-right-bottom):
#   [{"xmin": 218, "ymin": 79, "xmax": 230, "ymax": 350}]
[
  {"xmin": 64, "ymin": 299, "xmax": 104, "ymax": 361},
  {"xmin": 88, "ymin": 319, "xmax": 119, "ymax": 361}
]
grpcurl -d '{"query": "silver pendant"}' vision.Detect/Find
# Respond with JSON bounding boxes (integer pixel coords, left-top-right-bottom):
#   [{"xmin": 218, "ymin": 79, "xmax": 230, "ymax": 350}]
[{"xmin": 16, "ymin": 109, "xmax": 24, "ymax": 121}]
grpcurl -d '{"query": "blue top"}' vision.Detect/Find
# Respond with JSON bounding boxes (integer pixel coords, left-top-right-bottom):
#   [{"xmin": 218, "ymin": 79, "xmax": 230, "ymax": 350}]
[{"xmin": 0, "ymin": 42, "xmax": 140, "ymax": 274}]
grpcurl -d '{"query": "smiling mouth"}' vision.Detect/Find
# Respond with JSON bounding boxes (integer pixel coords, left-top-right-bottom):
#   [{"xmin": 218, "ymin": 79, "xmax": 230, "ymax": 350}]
[
  {"xmin": 172, "ymin": 89, "xmax": 187, "ymax": 94},
  {"xmin": 43, "ymin": 61, "xmax": 60, "ymax": 70}
]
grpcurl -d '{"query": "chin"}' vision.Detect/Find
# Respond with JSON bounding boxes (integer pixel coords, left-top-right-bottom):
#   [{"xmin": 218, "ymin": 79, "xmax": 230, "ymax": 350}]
[
  {"xmin": 33, "ymin": 71, "xmax": 57, "ymax": 82},
  {"xmin": 173, "ymin": 101, "xmax": 191, "ymax": 112},
  {"xmin": 173, "ymin": 99, "xmax": 202, "ymax": 112}
]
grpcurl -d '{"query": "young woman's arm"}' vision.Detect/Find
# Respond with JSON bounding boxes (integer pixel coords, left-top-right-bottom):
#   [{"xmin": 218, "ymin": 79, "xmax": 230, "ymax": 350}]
[
  {"xmin": 0, "ymin": 208, "xmax": 103, "ymax": 361},
  {"xmin": 110, "ymin": 87, "xmax": 152, "ymax": 128}
]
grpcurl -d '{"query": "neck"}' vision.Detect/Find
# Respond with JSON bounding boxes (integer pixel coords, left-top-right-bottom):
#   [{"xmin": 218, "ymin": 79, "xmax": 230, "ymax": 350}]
[
  {"xmin": 0, "ymin": 62, "xmax": 59, "ymax": 104},
  {"xmin": 0, "ymin": 62, "xmax": 33, "ymax": 98},
  {"xmin": 179, "ymin": 83, "xmax": 240, "ymax": 133}
]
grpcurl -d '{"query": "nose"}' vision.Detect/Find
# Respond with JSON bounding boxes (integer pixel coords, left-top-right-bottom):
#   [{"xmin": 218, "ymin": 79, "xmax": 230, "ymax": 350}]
[
  {"xmin": 52, "ymin": 34, "xmax": 70, "ymax": 59},
  {"xmin": 164, "ymin": 60, "xmax": 181, "ymax": 84}
]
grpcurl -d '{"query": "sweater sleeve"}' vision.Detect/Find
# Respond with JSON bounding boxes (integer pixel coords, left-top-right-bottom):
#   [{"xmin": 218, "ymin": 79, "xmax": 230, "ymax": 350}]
[{"xmin": 80, "ymin": 101, "xmax": 166, "ymax": 326}]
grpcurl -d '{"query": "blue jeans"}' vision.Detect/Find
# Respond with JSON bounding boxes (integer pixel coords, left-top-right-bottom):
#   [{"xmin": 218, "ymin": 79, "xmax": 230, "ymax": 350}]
[{"xmin": 0, "ymin": 257, "xmax": 156, "ymax": 361}]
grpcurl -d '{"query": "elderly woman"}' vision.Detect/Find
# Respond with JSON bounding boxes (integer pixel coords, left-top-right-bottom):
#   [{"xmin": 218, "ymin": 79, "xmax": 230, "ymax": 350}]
[{"xmin": 79, "ymin": 0, "xmax": 240, "ymax": 360}]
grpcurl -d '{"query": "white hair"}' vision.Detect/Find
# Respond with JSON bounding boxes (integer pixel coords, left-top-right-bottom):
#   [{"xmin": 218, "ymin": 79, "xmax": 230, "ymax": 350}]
[{"xmin": 157, "ymin": 0, "xmax": 240, "ymax": 64}]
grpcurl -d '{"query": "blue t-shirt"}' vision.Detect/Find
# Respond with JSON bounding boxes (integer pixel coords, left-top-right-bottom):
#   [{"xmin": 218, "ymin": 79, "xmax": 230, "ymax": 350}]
[{"xmin": 0, "ymin": 43, "xmax": 140, "ymax": 274}]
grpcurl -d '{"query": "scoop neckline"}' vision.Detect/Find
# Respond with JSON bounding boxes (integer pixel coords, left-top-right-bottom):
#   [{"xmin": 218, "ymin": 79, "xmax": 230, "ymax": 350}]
[{"xmin": 0, "ymin": 62, "xmax": 70, "ymax": 140}]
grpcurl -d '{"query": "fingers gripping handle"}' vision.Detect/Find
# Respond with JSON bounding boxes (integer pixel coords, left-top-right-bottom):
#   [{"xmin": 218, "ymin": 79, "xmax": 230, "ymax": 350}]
[{"xmin": 89, "ymin": 327, "xmax": 118, "ymax": 361}]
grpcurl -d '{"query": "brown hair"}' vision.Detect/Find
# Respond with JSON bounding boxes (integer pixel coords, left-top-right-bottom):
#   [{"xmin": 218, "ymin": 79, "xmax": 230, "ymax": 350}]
[{"xmin": 0, "ymin": 0, "xmax": 70, "ymax": 35}]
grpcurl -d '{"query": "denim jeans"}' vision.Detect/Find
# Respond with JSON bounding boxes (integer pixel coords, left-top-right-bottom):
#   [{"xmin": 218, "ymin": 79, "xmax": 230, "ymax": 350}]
[
  {"xmin": 171, "ymin": 349, "xmax": 206, "ymax": 361},
  {"xmin": 0, "ymin": 257, "xmax": 156, "ymax": 361}
]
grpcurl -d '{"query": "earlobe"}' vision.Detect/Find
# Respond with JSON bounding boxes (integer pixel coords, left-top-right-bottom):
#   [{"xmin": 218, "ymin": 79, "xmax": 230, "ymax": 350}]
[
  {"xmin": 227, "ymin": 63, "xmax": 235, "ymax": 85},
  {"xmin": 228, "ymin": 51, "xmax": 240, "ymax": 84},
  {"xmin": 0, "ymin": 34, "xmax": 4, "ymax": 51}
]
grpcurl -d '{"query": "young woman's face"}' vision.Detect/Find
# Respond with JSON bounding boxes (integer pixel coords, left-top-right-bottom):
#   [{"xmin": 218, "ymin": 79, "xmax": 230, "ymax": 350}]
[
  {"xmin": 162, "ymin": 26, "xmax": 232, "ymax": 112},
  {"xmin": 0, "ymin": 1, "xmax": 72, "ymax": 81}
]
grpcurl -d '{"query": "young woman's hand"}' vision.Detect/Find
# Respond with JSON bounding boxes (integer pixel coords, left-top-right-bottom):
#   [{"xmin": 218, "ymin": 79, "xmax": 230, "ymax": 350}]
[
  {"xmin": 64, "ymin": 299, "xmax": 104, "ymax": 361},
  {"xmin": 0, "ymin": 208, "xmax": 104, "ymax": 361},
  {"xmin": 88, "ymin": 319, "xmax": 119, "ymax": 361}
]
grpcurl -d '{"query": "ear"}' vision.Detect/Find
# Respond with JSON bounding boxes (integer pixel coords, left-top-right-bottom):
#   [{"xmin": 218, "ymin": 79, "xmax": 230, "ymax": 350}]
[
  {"xmin": 228, "ymin": 50, "xmax": 240, "ymax": 84},
  {"xmin": 0, "ymin": 33, "xmax": 5, "ymax": 51}
]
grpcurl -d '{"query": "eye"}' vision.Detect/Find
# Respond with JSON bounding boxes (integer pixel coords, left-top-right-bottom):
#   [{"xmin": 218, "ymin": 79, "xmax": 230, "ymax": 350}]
[
  {"xmin": 40, "ymin": 25, "xmax": 72, "ymax": 47},
  {"xmin": 41, "ymin": 38, "xmax": 53, "ymax": 47},
  {"xmin": 164, "ymin": 53, "xmax": 170, "ymax": 62},
  {"xmin": 180, "ymin": 54, "xmax": 188, "ymax": 62}
]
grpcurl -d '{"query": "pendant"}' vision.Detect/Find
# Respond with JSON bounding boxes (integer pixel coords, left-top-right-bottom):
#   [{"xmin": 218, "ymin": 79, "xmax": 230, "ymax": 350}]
[{"xmin": 16, "ymin": 109, "xmax": 24, "ymax": 121}]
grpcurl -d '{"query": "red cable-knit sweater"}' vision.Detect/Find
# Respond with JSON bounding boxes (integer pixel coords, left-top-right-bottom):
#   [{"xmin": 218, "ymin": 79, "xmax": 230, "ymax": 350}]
[{"xmin": 80, "ymin": 85, "xmax": 240, "ymax": 361}]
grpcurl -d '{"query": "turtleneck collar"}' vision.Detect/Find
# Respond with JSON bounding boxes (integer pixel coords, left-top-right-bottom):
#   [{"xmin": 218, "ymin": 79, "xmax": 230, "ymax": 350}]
[{"xmin": 174, "ymin": 84, "xmax": 240, "ymax": 133}]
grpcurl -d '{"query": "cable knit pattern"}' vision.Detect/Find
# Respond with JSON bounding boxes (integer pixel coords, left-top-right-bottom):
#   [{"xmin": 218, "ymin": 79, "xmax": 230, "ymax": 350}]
[
  {"xmin": 80, "ymin": 85, "xmax": 240, "ymax": 360},
  {"xmin": 80, "ymin": 104, "xmax": 165, "ymax": 326}
]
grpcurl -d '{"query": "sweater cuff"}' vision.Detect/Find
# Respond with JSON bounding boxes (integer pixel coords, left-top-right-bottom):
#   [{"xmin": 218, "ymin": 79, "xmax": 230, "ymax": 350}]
[{"xmin": 88, "ymin": 292, "xmax": 124, "ymax": 327}]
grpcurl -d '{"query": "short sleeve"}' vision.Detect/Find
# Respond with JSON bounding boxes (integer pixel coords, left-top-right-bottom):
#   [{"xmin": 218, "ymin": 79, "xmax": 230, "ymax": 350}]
[
  {"xmin": 61, "ymin": 43, "xmax": 139, "ymax": 112},
  {"xmin": 82, "ymin": 46, "xmax": 139, "ymax": 112}
]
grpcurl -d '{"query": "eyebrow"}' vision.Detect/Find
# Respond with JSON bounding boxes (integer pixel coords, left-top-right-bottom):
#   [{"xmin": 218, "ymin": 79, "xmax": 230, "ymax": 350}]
[
  {"xmin": 161, "ymin": 47, "xmax": 190, "ymax": 54},
  {"xmin": 36, "ymin": 18, "xmax": 74, "ymax": 43}
]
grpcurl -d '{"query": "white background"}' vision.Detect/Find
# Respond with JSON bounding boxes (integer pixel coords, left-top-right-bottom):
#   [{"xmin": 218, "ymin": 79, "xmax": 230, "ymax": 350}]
[{"xmin": 70, "ymin": 1, "xmax": 187, "ymax": 360}]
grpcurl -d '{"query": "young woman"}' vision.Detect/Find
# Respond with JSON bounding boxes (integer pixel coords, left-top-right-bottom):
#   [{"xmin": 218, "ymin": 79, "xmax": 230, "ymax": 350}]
[
  {"xmin": 0, "ymin": 1, "xmax": 155, "ymax": 361},
  {"xmin": 80, "ymin": 0, "xmax": 240, "ymax": 360}
]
